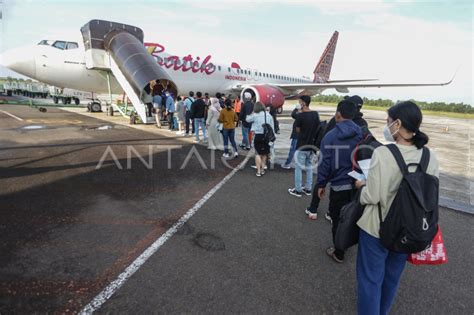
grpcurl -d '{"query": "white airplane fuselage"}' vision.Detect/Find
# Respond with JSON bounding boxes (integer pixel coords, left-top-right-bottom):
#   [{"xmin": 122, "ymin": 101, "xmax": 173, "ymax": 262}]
[{"xmin": 3, "ymin": 41, "xmax": 314, "ymax": 98}]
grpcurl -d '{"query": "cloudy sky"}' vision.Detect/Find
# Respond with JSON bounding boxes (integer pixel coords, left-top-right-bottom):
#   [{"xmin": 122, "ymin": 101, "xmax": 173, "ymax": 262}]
[{"xmin": 0, "ymin": 0, "xmax": 472, "ymax": 105}]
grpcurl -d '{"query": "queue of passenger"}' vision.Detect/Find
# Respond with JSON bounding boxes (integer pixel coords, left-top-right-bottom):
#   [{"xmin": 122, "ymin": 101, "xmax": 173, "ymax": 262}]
[{"xmin": 145, "ymin": 88, "xmax": 440, "ymax": 313}]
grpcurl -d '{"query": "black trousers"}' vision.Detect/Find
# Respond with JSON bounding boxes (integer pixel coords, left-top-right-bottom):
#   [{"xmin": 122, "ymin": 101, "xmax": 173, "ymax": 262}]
[
  {"xmin": 185, "ymin": 111, "xmax": 195, "ymax": 134},
  {"xmin": 168, "ymin": 112, "xmax": 174, "ymax": 129},
  {"xmin": 146, "ymin": 103, "xmax": 153, "ymax": 117},
  {"xmin": 329, "ymin": 188, "xmax": 356, "ymax": 259},
  {"xmin": 308, "ymin": 184, "xmax": 321, "ymax": 213}
]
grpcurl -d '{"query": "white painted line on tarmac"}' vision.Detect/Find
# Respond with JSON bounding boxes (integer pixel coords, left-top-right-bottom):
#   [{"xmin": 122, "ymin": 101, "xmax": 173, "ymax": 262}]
[
  {"xmin": 79, "ymin": 153, "xmax": 252, "ymax": 314},
  {"xmin": 0, "ymin": 109, "xmax": 24, "ymax": 121}
]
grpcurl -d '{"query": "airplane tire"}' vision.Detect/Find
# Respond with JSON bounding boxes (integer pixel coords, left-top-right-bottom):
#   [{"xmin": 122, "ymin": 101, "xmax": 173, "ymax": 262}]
[
  {"xmin": 53, "ymin": 96, "xmax": 59, "ymax": 104},
  {"xmin": 90, "ymin": 102, "xmax": 102, "ymax": 113},
  {"xmin": 108, "ymin": 106, "xmax": 114, "ymax": 116},
  {"xmin": 61, "ymin": 97, "xmax": 67, "ymax": 105},
  {"xmin": 7, "ymin": 90, "xmax": 12, "ymax": 96},
  {"xmin": 74, "ymin": 98, "xmax": 80, "ymax": 105}
]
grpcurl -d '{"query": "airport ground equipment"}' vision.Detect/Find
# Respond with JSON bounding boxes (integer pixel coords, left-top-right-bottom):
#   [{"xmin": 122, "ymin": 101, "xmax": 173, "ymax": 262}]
[
  {"xmin": 48, "ymin": 86, "xmax": 93, "ymax": 106},
  {"xmin": 80, "ymin": 19, "xmax": 178, "ymax": 124}
]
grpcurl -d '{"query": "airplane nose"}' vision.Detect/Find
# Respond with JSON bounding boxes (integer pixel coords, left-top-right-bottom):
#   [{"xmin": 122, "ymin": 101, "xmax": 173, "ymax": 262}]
[{"xmin": 1, "ymin": 47, "xmax": 36, "ymax": 78}]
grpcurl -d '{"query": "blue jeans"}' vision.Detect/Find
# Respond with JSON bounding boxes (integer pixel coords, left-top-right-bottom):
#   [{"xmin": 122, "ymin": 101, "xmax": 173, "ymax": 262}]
[
  {"xmin": 241, "ymin": 126, "xmax": 250, "ymax": 148},
  {"xmin": 223, "ymin": 129, "xmax": 238, "ymax": 154},
  {"xmin": 284, "ymin": 138, "xmax": 298, "ymax": 165},
  {"xmin": 294, "ymin": 150, "xmax": 313, "ymax": 192},
  {"xmin": 194, "ymin": 118, "xmax": 207, "ymax": 141},
  {"xmin": 357, "ymin": 230, "xmax": 407, "ymax": 315}
]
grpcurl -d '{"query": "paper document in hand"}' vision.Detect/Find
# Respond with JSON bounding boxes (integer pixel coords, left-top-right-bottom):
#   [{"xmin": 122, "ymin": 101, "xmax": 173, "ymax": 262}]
[
  {"xmin": 348, "ymin": 170, "xmax": 366, "ymax": 181},
  {"xmin": 358, "ymin": 159, "xmax": 372, "ymax": 179}
]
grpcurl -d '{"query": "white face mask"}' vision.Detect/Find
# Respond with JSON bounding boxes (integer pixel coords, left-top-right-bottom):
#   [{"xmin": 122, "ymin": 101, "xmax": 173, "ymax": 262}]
[{"xmin": 383, "ymin": 120, "xmax": 399, "ymax": 142}]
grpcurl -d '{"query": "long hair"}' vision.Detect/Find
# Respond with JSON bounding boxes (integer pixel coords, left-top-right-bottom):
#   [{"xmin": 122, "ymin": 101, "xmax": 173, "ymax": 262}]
[{"xmin": 388, "ymin": 101, "xmax": 429, "ymax": 149}]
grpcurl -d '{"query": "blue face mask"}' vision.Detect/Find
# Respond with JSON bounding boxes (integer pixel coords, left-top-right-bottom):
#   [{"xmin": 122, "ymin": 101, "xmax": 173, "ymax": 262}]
[{"xmin": 383, "ymin": 120, "xmax": 399, "ymax": 142}]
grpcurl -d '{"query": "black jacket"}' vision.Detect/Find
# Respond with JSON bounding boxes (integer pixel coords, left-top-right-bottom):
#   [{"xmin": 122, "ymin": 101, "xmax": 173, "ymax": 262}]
[
  {"xmin": 191, "ymin": 98, "xmax": 206, "ymax": 119},
  {"xmin": 239, "ymin": 100, "xmax": 255, "ymax": 128}
]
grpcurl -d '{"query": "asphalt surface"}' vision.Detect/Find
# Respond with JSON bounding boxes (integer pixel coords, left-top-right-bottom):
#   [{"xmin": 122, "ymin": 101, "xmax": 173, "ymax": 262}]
[{"xmin": 0, "ymin": 104, "xmax": 473, "ymax": 313}]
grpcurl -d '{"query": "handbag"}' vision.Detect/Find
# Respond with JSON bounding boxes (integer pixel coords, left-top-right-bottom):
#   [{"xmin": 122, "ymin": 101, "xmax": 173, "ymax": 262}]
[
  {"xmin": 216, "ymin": 122, "xmax": 223, "ymax": 132},
  {"xmin": 334, "ymin": 189, "xmax": 365, "ymax": 251},
  {"xmin": 407, "ymin": 226, "xmax": 448, "ymax": 265}
]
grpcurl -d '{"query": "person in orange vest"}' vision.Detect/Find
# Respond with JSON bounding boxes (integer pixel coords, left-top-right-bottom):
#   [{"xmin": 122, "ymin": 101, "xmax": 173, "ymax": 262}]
[{"xmin": 233, "ymin": 95, "xmax": 242, "ymax": 127}]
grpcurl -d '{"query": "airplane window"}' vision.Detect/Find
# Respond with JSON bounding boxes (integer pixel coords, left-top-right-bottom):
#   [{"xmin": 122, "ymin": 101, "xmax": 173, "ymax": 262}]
[
  {"xmin": 66, "ymin": 42, "xmax": 78, "ymax": 50},
  {"xmin": 228, "ymin": 67, "xmax": 231, "ymax": 72},
  {"xmin": 38, "ymin": 40, "xmax": 49, "ymax": 45},
  {"xmin": 218, "ymin": 66, "xmax": 221, "ymax": 71},
  {"xmin": 52, "ymin": 41, "xmax": 67, "ymax": 50}
]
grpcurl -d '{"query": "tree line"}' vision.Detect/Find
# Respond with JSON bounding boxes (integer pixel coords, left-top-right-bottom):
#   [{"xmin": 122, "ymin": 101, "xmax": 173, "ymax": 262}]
[{"xmin": 312, "ymin": 94, "xmax": 473, "ymax": 114}]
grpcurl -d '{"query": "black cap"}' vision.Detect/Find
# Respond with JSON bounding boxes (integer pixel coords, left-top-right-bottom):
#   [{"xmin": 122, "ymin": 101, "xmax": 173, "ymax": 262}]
[{"xmin": 347, "ymin": 95, "xmax": 363, "ymax": 108}]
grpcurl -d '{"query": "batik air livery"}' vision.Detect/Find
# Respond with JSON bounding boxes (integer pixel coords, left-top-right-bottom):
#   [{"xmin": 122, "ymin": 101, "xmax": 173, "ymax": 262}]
[{"xmin": 1, "ymin": 19, "xmax": 452, "ymax": 122}]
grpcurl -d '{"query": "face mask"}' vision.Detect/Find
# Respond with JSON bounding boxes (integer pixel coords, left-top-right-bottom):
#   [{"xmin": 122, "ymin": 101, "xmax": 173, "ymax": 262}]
[
  {"xmin": 383, "ymin": 120, "xmax": 399, "ymax": 142},
  {"xmin": 296, "ymin": 103, "xmax": 302, "ymax": 110}
]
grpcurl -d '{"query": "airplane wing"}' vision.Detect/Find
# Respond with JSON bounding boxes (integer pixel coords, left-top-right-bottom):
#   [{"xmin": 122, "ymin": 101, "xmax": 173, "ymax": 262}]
[{"xmin": 276, "ymin": 76, "xmax": 455, "ymax": 95}]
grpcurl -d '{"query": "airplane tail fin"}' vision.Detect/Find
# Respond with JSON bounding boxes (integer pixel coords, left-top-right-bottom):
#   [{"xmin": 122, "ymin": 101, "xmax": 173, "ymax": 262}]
[{"xmin": 313, "ymin": 31, "xmax": 338, "ymax": 83}]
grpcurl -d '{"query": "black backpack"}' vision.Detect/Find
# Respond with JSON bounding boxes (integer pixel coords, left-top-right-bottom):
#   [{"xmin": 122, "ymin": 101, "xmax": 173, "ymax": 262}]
[
  {"xmin": 352, "ymin": 132, "xmax": 382, "ymax": 170},
  {"xmin": 379, "ymin": 144, "xmax": 439, "ymax": 254},
  {"xmin": 262, "ymin": 112, "xmax": 276, "ymax": 143}
]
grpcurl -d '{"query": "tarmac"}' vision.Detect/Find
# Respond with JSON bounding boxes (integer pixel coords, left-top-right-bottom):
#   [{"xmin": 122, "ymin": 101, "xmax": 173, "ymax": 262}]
[{"xmin": 0, "ymin": 103, "xmax": 473, "ymax": 313}]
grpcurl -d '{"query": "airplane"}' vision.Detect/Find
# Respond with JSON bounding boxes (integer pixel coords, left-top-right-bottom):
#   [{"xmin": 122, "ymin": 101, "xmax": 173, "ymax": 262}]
[{"xmin": 1, "ymin": 19, "xmax": 454, "ymax": 122}]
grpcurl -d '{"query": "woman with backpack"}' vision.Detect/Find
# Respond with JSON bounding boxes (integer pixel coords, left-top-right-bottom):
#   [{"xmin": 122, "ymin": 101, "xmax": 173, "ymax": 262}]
[
  {"xmin": 354, "ymin": 101, "xmax": 439, "ymax": 315},
  {"xmin": 246, "ymin": 102, "xmax": 275, "ymax": 176}
]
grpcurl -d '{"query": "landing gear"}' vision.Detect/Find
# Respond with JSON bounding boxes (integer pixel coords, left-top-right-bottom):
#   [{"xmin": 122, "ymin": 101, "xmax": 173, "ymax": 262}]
[
  {"xmin": 53, "ymin": 96, "xmax": 59, "ymax": 104},
  {"xmin": 108, "ymin": 105, "xmax": 114, "ymax": 116},
  {"xmin": 74, "ymin": 98, "xmax": 80, "ymax": 105},
  {"xmin": 61, "ymin": 97, "xmax": 67, "ymax": 105}
]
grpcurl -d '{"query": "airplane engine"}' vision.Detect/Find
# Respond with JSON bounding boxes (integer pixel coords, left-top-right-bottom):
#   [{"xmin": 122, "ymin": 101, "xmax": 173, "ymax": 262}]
[{"xmin": 241, "ymin": 85, "xmax": 285, "ymax": 109}]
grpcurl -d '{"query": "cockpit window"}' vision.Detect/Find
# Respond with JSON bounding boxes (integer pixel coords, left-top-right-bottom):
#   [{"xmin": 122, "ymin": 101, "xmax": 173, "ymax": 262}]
[
  {"xmin": 52, "ymin": 41, "xmax": 67, "ymax": 50},
  {"xmin": 66, "ymin": 42, "xmax": 78, "ymax": 50},
  {"xmin": 38, "ymin": 39, "xmax": 54, "ymax": 46}
]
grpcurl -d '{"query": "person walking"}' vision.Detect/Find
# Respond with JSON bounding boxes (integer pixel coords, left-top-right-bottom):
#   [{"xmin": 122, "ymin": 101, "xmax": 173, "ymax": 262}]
[
  {"xmin": 191, "ymin": 91, "xmax": 207, "ymax": 143},
  {"xmin": 288, "ymin": 95, "xmax": 320, "ymax": 198},
  {"xmin": 141, "ymin": 85, "xmax": 153, "ymax": 118},
  {"xmin": 165, "ymin": 92, "xmax": 175, "ymax": 130},
  {"xmin": 354, "ymin": 101, "xmax": 439, "ymax": 315},
  {"xmin": 184, "ymin": 91, "xmax": 195, "ymax": 136},
  {"xmin": 219, "ymin": 98, "xmax": 239, "ymax": 159},
  {"xmin": 281, "ymin": 102, "xmax": 302, "ymax": 169},
  {"xmin": 153, "ymin": 92, "xmax": 163, "ymax": 128},
  {"xmin": 234, "ymin": 95, "xmax": 242, "ymax": 127},
  {"xmin": 246, "ymin": 101, "xmax": 274, "ymax": 176},
  {"xmin": 316, "ymin": 100, "xmax": 363, "ymax": 262},
  {"xmin": 175, "ymin": 96, "xmax": 186, "ymax": 135},
  {"xmin": 206, "ymin": 98, "xmax": 224, "ymax": 150},
  {"xmin": 239, "ymin": 92, "xmax": 254, "ymax": 150}
]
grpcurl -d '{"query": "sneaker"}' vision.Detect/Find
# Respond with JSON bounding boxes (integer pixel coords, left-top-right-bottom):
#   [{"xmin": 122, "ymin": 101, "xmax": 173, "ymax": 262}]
[
  {"xmin": 288, "ymin": 188, "xmax": 302, "ymax": 198},
  {"xmin": 193, "ymin": 139, "xmax": 201, "ymax": 143},
  {"xmin": 245, "ymin": 147, "xmax": 251, "ymax": 151},
  {"xmin": 326, "ymin": 247, "xmax": 344, "ymax": 263},
  {"xmin": 222, "ymin": 153, "xmax": 230, "ymax": 159},
  {"xmin": 302, "ymin": 188, "xmax": 312, "ymax": 196},
  {"xmin": 281, "ymin": 164, "xmax": 291, "ymax": 169},
  {"xmin": 305, "ymin": 209, "xmax": 318, "ymax": 220},
  {"xmin": 233, "ymin": 152, "xmax": 239, "ymax": 158},
  {"xmin": 325, "ymin": 212, "xmax": 333, "ymax": 224},
  {"xmin": 256, "ymin": 172, "xmax": 262, "ymax": 177},
  {"xmin": 239, "ymin": 144, "xmax": 245, "ymax": 148}
]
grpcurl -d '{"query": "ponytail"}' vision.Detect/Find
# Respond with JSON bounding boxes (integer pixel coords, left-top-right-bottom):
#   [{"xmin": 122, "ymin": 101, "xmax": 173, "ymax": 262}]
[{"xmin": 412, "ymin": 130, "xmax": 429, "ymax": 149}]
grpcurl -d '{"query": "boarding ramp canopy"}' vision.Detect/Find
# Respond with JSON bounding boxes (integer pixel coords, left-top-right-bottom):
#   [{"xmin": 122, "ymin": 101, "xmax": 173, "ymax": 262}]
[{"xmin": 80, "ymin": 19, "xmax": 177, "ymax": 123}]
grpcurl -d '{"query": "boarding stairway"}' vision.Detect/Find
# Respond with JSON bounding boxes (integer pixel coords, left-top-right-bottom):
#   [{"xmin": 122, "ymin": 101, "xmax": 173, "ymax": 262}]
[{"xmin": 80, "ymin": 19, "xmax": 177, "ymax": 124}]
